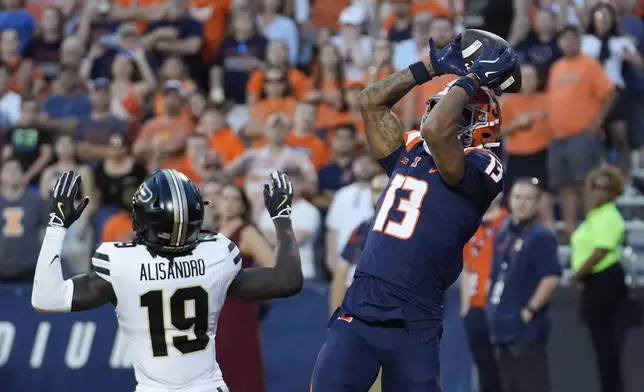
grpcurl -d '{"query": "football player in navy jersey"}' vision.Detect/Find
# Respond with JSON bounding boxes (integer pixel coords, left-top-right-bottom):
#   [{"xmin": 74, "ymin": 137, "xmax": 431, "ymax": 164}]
[{"xmin": 310, "ymin": 34, "xmax": 517, "ymax": 392}]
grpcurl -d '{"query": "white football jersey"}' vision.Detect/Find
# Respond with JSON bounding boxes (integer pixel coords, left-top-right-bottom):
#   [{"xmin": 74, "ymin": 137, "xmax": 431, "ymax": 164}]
[{"xmin": 92, "ymin": 233, "xmax": 241, "ymax": 392}]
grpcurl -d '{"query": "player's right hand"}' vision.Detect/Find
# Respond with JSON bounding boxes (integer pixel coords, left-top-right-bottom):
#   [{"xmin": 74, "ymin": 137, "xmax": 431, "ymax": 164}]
[
  {"xmin": 429, "ymin": 34, "xmax": 467, "ymax": 77},
  {"xmin": 263, "ymin": 170, "xmax": 293, "ymax": 220},
  {"xmin": 467, "ymin": 38, "xmax": 517, "ymax": 89},
  {"xmin": 48, "ymin": 170, "xmax": 90, "ymax": 229}
]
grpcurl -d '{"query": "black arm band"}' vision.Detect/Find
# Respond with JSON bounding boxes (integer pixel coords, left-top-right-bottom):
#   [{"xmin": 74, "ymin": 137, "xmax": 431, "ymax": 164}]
[{"xmin": 409, "ymin": 61, "xmax": 432, "ymax": 85}]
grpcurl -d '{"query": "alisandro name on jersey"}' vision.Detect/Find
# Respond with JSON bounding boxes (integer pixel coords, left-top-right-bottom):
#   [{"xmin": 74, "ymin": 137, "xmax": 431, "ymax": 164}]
[{"xmin": 139, "ymin": 259, "xmax": 206, "ymax": 281}]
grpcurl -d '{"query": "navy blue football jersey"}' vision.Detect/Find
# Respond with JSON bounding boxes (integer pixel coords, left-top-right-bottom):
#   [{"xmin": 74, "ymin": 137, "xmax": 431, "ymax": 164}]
[{"xmin": 341, "ymin": 131, "xmax": 503, "ymax": 341}]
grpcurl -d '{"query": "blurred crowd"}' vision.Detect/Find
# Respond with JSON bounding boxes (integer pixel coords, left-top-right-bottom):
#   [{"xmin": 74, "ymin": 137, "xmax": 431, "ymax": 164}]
[{"xmin": 0, "ymin": 0, "xmax": 642, "ymax": 284}]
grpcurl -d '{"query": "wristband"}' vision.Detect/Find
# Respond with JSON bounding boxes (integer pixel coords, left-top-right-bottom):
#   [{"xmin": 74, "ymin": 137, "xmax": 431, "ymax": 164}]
[
  {"xmin": 409, "ymin": 61, "xmax": 432, "ymax": 85},
  {"xmin": 527, "ymin": 305, "xmax": 538, "ymax": 314},
  {"xmin": 451, "ymin": 76, "xmax": 479, "ymax": 98}
]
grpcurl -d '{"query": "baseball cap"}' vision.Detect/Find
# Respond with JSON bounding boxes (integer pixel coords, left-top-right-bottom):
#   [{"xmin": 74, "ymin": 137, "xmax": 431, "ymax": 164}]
[
  {"xmin": 338, "ymin": 5, "xmax": 367, "ymax": 26},
  {"xmin": 89, "ymin": 77, "xmax": 110, "ymax": 90},
  {"xmin": 117, "ymin": 23, "xmax": 140, "ymax": 37},
  {"xmin": 163, "ymin": 80, "xmax": 184, "ymax": 95}
]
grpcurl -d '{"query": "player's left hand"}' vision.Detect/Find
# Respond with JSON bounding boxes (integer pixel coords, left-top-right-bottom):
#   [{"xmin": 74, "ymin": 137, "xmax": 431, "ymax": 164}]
[
  {"xmin": 48, "ymin": 170, "xmax": 90, "ymax": 229},
  {"xmin": 429, "ymin": 34, "xmax": 467, "ymax": 77},
  {"xmin": 468, "ymin": 38, "xmax": 517, "ymax": 89},
  {"xmin": 263, "ymin": 170, "xmax": 293, "ymax": 220}
]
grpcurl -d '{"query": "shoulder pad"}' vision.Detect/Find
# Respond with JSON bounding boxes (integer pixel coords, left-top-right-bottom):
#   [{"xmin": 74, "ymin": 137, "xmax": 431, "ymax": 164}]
[{"xmin": 404, "ymin": 130, "xmax": 423, "ymax": 151}]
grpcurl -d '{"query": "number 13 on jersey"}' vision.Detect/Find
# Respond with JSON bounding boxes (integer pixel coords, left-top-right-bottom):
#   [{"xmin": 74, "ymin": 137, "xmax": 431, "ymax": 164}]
[
  {"xmin": 373, "ymin": 153, "xmax": 502, "ymax": 240},
  {"xmin": 373, "ymin": 174, "xmax": 428, "ymax": 240}
]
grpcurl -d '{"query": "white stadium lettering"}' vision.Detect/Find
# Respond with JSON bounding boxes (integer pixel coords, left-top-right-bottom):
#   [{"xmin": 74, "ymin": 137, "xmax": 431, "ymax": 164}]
[
  {"xmin": 30, "ymin": 322, "xmax": 51, "ymax": 368},
  {"xmin": 0, "ymin": 322, "xmax": 15, "ymax": 367},
  {"xmin": 65, "ymin": 322, "xmax": 96, "ymax": 369},
  {"xmin": 109, "ymin": 328, "xmax": 132, "ymax": 369}
]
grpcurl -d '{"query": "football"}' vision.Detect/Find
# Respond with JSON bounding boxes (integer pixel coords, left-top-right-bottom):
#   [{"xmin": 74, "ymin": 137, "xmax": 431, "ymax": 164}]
[{"xmin": 461, "ymin": 29, "xmax": 522, "ymax": 93}]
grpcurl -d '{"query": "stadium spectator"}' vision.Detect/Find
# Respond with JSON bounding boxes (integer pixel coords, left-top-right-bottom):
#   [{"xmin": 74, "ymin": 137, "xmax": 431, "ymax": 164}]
[
  {"xmin": 546, "ymin": 25, "xmax": 615, "ymax": 237},
  {"xmin": 582, "ymin": 2, "xmax": 644, "ymax": 176},
  {"xmin": 189, "ymin": 0, "xmax": 231, "ymax": 63},
  {"xmin": 75, "ymin": 78, "xmax": 129, "ymax": 162},
  {"xmin": 0, "ymin": 0, "xmax": 36, "ymax": 51},
  {"xmin": 501, "ymin": 63, "xmax": 554, "ymax": 229},
  {"xmin": 39, "ymin": 135, "xmax": 97, "ymax": 253},
  {"xmin": 314, "ymin": 123, "xmax": 358, "ymax": 211},
  {"xmin": 383, "ymin": 0, "xmax": 413, "ymax": 43},
  {"xmin": 287, "ymin": 102, "xmax": 330, "ymax": 169},
  {"xmin": 463, "ymin": 0, "xmax": 530, "ymax": 46},
  {"xmin": 260, "ymin": 166, "xmax": 320, "ymax": 279},
  {"xmin": 133, "ymin": 80, "xmax": 194, "ymax": 162},
  {"xmin": 0, "ymin": 158, "xmax": 45, "ymax": 283},
  {"xmin": 216, "ymin": 183, "xmax": 273, "ymax": 392},
  {"xmin": 461, "ymin": 196, "xmax": 506, "ymax": 392},
  {"xmin": 1, "ymin": 97, "xmax": 53, "ymax": 187},
  {"xmin": 41, "ymin": 65, "xmax": 91, "ymax": 133},
  {"xmin": 402, "ymin": 15, "xmax": 457, "ymax": 130},
  {"xmin": 392, "ymin": 12, "xmax": 431, "ymax": 70},
  {"xmin": 197, "ymin": 104, "xmax": 245, "ymax": 165},
  {"xmin": 1, "ymin": 29, "xmax": 22, "ymax": 69},
  {"xmin": 143, "ymin": 0, "xmax": 204, "ymax": 82},
  {"xmin": 58, "ymin": 36, "xmax": 84, "ymax": 70},
  {"xmin": 570, "ymin": 165, "xmax": 628, "ymax": 392},
  {"xmin": 336, "ymin": 81, "xmax": 366, "ymax": 138},
  {"xmin": 93, "ymin": 132, "xmax": 147, "ymax": 212},
  {"xmin": 101, "ymin": 182, "xmax": 138, "ymax": 243},
  {"xmin": 22, "ymin": 7, "xmax": 64, "ymax": 81},
  {"xmin": 256, "ymin": 0, "xmax": 299, "ymax": 65},
  {"xmin": 12, "ymin": 52, "xmax": 45, "ymax": 98},
  {"xmin": 160, "ymin": 132, "xmax": 221, "ymax": 184},
  {"xmin": 247, "ymin": 39, "xmax": 309, "ymax": 105},
  {"xmin": 514, "ymin": 8, "xmax": 562, "ymax": 87},
  {"xmin": 331, "ymin": 5, "xmax": 372, "ymax": 81},
  {"xmin": 248, "ymin": 66, "xmax": 298, "ymax": 134},
  {"xmin": 329, "ymin": 171, "xmax": 387, "ymax": 312},
  {"xmin": 201, "ymin": 179, "xmax": 223, "ymax": 231},
  {"xmin": 79, "ymin": 40, "xmax": 157, "ymax": 122},
  {"xmin": 153, "ymin": 57, "xmax": 196, "ymax": 120},
  {"xmin": 488, "ymin": 178, "xmax": 561, "ymax": 392},
  {"xmin": 224, "ymin": 113, "xmax": 317, "ymax": 219},
  {"xmin": 0, "ymin": 63, "xmax": 21, "ymax": 128},
  {"xmin": 210, "ymin": 8, "xmax": 267, "ymax": 105},
  {"xmin": 364, "ymin": 37, "xmax": 395, "ymax": 86},
  {"xmin": 325, "ymin": 153, "xmax": 378, "ymax": 273},
  {"xmin": 307, "ymin": 43, "xmax": 346, "ymax": 130}
]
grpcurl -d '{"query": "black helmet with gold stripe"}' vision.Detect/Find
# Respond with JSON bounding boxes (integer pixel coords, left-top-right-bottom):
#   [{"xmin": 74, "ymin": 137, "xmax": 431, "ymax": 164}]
[{"xmin": 132, "ymin": 169, "xmax": 205, "ymax": 255}]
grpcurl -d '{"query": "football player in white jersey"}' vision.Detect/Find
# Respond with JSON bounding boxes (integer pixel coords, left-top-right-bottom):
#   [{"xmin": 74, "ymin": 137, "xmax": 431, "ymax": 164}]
[{"xmin": 31, "ymin": 169, "xmax": 303, "ymax": 392}]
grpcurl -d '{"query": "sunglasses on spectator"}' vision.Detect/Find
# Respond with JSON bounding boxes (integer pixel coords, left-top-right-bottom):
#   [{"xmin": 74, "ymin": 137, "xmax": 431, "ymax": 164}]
[{"xmin": 265, "ymin": 78, "xmax": 286, "ymax": 83}]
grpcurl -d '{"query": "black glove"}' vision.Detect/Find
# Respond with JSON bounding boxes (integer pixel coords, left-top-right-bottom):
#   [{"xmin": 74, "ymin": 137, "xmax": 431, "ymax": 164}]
[
  {"xmin": 48, "ymin": 170, "xmax": 90, "ymax": 228},
  {"xmin": 263, "ymin": 170, "xmax": 293, "ymax": 220}
]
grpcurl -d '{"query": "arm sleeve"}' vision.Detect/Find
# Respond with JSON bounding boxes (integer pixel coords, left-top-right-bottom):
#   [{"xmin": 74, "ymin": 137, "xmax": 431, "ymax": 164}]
[
  {"xmin": 455, "ymin": 149, "xmax": 504, "ymax": 204},
  {"xmin": 31, "ymin": 227, "xmax": 74, "ymax": 312},
  {"xmin": 377, "ymin": 145, "xmax": 404, "ymax": 177},
  {"xmin": 531, "ymin": 230, "xmax": 562, "ymax": 278}
]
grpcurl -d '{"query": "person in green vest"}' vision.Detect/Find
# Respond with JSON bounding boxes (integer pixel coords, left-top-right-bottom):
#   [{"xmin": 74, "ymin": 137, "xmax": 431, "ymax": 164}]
[{"xmin": 570, "ymin": 164, "xmax": 628, "ymax": 392}]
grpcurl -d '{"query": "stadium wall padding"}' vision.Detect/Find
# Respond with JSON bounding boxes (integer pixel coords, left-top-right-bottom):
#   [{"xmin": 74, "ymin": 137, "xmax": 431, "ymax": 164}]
[{"xmin": 0, "ymin": 284, "xmax": 642, "ymax": 392}]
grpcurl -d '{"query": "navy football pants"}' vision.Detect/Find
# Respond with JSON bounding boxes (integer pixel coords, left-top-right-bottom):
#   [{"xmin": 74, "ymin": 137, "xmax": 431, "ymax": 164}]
[{"xmin": 311, "ymin": 313, "xmax": 441, "ymax": 392}]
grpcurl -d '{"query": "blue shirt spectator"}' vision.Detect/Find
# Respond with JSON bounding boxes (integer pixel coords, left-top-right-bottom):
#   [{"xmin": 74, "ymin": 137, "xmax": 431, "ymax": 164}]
[
  {"xmin": 211, "ymin": 9, "xmax": 268, "ymax": 104},
  {"xmin": 42, "ymin": 68, "xmax": 92, "ymax": 121},
  {"xmin": 0, "ymin": 4, "xmax": 36, "ymax": 52},
  {"xmin": 515, "ymin": 9, "xmax": 562, "ymax": 88}
]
